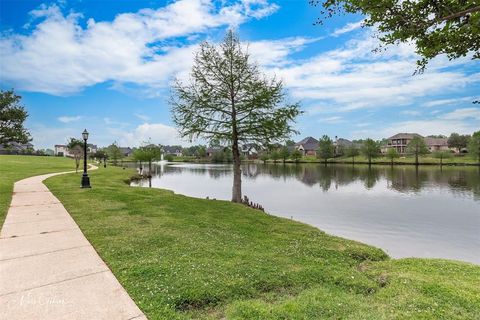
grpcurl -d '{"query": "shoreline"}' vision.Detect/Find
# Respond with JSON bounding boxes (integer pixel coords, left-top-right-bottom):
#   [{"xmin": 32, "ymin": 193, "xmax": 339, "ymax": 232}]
[
  {"xmin": 117, "ymin": 158, "xmax": 480, "ymax": 166},
  {"xmin": 32, "ymin": 161, "xmax": 480, "ymax": 318},
  {"xmin": 128, "ymin": 171, "xmax": 479, "ymax": 266}
]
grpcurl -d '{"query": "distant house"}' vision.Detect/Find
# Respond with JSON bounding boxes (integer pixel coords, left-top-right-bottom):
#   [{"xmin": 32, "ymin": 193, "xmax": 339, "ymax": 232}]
[
  {"xmin": 241, "ymin": 144, "xmax": 259, "ymax": 158},
  {"xmin": 295, "ymin": 137, "xmax": 319, "ymax": 156},
  {"xmin": 119, "ymin": 147, "xmax": 133, "ymax": 157},
  {"xmin": 424, "ymin": 137, "xmax": 450, "ymax": 153},
  {"xmin": 0, "ymin": 142, "xmax": 34, "ymax": 155},
  {"xmin": 163, "ymin": 146, "xmax": 183, "ymax": 157},
  {"xmin": 385, "ymin": 133, "xmax": 454, "ymax": 154},
  {"xmin": 54, "ymin": 144, "xmax": 69, "ymax": 156},
  {"xmin": 206, "ymin": 147, "xmax": 223, "ymax": 157},
  {"xmin": 87, "ymin": 144, "xmax": 98, "ymax": 153},
  {"xmin": 333, "ymin": 136, "xmax": 353, "ymax": 156},
  {"xmin": 385, "ymin": 133, "xmax": 423, "ymax": 154}
]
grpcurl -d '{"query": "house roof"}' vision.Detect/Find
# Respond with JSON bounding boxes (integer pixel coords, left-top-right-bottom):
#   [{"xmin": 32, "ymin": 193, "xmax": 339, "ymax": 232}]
[
  {"xmin": 424, "ymin": 137, "xmax": 448, "ymax": 146},
  {"xmin": 54, "ymin": 144, "xmax": 67, "ymax": 147},
  {"xmin": 295, "ymin": 136, "xmax": 318, "ymax": 151},
  {"xmin": 164, "ymin": 146, "xmax": 182, "ymax": 153},
  {"xmin": 388, "ymin": 133, "xmax": 423, "ymax": 140},
  {"xmin": 241, "ymin": 143, "xmax": 259, "ymax": 152},
  {"xmin": 335, "ymin": 138, "xmax": 352, "ymax": 146},
  {"xmin": 206, "ymin": 147, "xmax": 223, "ymax": 153},
  {"xmin": 119, "ymin": 147, "xmax": 133, "ymax": 154}
]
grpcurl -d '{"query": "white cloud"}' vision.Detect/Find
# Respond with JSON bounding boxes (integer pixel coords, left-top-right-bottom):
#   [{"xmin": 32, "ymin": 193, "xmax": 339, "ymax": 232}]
[
  {"xmin": 266, "ymin": 34, "xmax": 479, "ymax": 112},
  {"xmin": 422, "ymin": 96, "xmax": 477, "ymax": 107},
  {"xmin": 331, "ymin": 20, "xmax": 363, "ymax": 37},
  {"xmin": 58, "ymin": 115, "xmax": 82, "ymax": 123},
  {"xmin": 401, "ymin": 110, "xmax": 421, "ymax": 116},
  {"xmin": 247, "ymin": 37, "xmax": 319, "ymax": 66},
  {"xmin": 440, "ymin": 108, "xmax": 480, "ymax": 121},
  {"xmin": 120, "ymin": 122, "xmax": 190, "ymax": 147},
  {"xmin": 241, "ymin": 0, "xmax": 279, "ymax": 19},
  {"xmin": 379, "ymin": 119, "xmax": 478, "ymax": 138},
  {"xmin": 0, "ymin": 0, "xmax": 279, "ymax": 95},
  {"xmin": 134, "ymin": 113, "xmax": 151, "ymax": 121},
  {"xmin": 318, "ymin": 116, "xmax": 343, "ymax": 124},
  {"xmin": 29, "ymin": 124, "xmax": 78, "ymax": 149},
  {"xmin": 351, "ymin": 108, "xmax": 479, "ymax": 139}
]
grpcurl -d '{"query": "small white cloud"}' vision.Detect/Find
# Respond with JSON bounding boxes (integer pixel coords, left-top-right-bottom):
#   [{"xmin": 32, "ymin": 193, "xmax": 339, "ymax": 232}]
[
  {"xmin": 440, "ymin": 108, "xmax": 480, "ymax": 121},
  {"xmin": 355, "ymin": 122, "xmax": 371, "ymax": 127},
  {"xmin": 120, "ymin": 122, "xmax": 191, "ymax": 147},
  {"xmin": 422, "ymin": 96, "xmax": 476, "ymax": 107},
  {"xmin": 58, "ymin": 116, "xmax": 82, "ymax": 123},
  {"xmin": 331, "ymin": 20, "xmax": 363, "ymax": 37},
  {"xmin": 242, "ymin": 0, "xmax": 279, "ymax": 19},
  {"xmin": 134, "ymin": 113, "xmax": 150, "ymax": 121},
  {"xmin": 319, "ymin": 116, "xmax": 343, "ymax": 124},
  {"xmin": 401, "ymin": 110, "xmax": 421, "ymax": 116}
]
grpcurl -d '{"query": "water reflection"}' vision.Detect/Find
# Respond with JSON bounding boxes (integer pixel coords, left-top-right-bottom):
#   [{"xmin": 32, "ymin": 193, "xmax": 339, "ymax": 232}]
[
  {"xmin": 131, "ymin": 163, "xmax": 480, "ymax": 263},
  {"xmin": 141, "ymin": 163, "xmax": 480, "ymax": 198}
]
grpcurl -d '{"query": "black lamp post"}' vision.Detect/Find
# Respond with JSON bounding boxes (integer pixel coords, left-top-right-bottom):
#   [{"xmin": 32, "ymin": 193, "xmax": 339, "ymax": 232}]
[{"xmin": 81, "ymin": 129, "xmax": 91, "ymax": 188}]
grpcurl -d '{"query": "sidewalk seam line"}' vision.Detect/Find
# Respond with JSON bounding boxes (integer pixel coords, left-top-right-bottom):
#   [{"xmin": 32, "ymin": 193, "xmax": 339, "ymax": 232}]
[
  {"xmin": 0, "ymin": 244, "xmax": 91, "ymax": 262},
  {"xmin": 0, "ymin": 227, "xmax": 79, "ymax": 239},
  {"xmin": 3, "ymin": 217, "xmax": 71, "ymax": 225},
  {"xmin": 0, "ymin": 269, "xmax": 110, "ymax": 297}
]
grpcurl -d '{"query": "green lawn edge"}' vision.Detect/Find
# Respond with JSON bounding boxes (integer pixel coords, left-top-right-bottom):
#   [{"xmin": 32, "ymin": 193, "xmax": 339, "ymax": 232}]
[
  {"xmin": 0, "ymin": 155, "xmax": 74, "ymax": 226},
  {"xmin": 40, "ymin": 164, "xmax": 480, "ymax": 319}
]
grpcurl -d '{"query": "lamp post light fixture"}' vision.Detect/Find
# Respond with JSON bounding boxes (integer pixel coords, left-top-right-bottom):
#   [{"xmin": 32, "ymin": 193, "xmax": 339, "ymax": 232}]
[{"xmin": 81, "ymin": 129, "xmax": 91, "ymax": 188}]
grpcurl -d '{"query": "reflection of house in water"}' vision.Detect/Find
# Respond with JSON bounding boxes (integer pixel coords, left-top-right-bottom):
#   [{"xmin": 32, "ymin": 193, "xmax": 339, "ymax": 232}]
[
  {"xmin": 148, "ymin": 163, "xmax": 480, "ymax": 200},
  {"xmin": 242, "ymin": 163, "xmax": 259, "ymax": 178}
]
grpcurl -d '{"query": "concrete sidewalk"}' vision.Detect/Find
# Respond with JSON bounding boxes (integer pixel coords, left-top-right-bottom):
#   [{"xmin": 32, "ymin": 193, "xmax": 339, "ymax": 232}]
[{"xmin": 0, "ymin": 170, "xmax": 147, "ymax": 320}]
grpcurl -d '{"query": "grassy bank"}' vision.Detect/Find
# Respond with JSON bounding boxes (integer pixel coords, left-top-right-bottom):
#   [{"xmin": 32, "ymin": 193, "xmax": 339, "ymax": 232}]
[
  {"xmin": 0, "ymin": 155, "xmax": 74, "ymax": 226},
  {"xmin": 37, "ymin": 164, "xmax": 480, "ymax": 319}
]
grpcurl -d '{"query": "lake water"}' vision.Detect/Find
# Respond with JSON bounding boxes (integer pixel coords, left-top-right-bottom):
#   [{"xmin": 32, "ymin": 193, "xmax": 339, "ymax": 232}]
[{"xmin": 131, "ymin": 163, "xmax": 480, "ymax": 264}]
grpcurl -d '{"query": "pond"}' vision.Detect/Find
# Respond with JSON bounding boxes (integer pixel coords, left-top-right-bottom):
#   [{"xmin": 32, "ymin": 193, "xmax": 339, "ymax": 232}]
[{"xmin": 131, "ymin": 163, "xmax": 480, "ymax": 264}]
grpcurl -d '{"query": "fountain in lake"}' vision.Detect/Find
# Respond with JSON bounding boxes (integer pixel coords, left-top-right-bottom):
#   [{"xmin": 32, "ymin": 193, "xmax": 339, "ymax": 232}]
[{"xmin": 157, "ymin": 153, "xmax": 169, "ymax": 165}]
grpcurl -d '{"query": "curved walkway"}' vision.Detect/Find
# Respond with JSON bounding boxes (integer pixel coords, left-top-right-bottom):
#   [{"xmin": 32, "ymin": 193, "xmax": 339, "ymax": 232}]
[{"xmin": 0, "ymin": 168, "xmax": 146, "ymax": 320}]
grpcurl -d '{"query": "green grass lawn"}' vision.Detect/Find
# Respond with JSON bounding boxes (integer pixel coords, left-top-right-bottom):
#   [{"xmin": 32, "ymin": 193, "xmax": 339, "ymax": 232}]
[
  {"xmin": 35, "ymin": 164, "xmax": 480, "ymax": 319},
  {"xmin": 0, "ymin": 155, "xmax": 74, "ymax": 226}
]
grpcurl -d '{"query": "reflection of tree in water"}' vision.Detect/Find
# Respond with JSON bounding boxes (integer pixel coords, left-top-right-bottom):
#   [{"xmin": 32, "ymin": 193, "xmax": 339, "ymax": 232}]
[
  {"xmin": 357, "ymin": 166, "xmax": 381, "ymax": 190},
  {"xmin": 153, "ymin": 162, "xmax": 480, "ymax": 200},
  {"xmin": 385, "ymin": 166, "xmax": 480, "ymax": 198},
  {"xmin": 387, "ymin": 166, "xmax": 428, "ymax": 193},
  {"xmin": 206, "ymin": 168, "xmax": 230, "ymax": 180}
]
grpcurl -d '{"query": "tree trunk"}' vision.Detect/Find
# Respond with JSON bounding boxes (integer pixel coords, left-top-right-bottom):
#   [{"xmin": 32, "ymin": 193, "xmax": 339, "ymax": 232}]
[
  {"xmin": 231, "ymin": 105, "xmax": 242, "ymax": 203},
  {"xmin": 232, "ymin": 141, "xmax": 242, "ymax": 203},
  {"xmin": 415, "ymin": 152, "xmax": 419, "ymax": 166}
]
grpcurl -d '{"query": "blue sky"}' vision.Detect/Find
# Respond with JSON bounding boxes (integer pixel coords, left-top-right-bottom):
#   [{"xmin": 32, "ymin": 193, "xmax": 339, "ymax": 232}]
[{"xmin": 1, "ymin": 0, "xmax": 479, "ymax": 149}]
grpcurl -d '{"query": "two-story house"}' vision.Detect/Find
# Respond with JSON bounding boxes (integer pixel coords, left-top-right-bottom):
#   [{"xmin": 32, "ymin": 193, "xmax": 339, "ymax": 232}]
[{"xmin": 385, "ymin": 133, "xmax": 423, "ymax": 154}]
